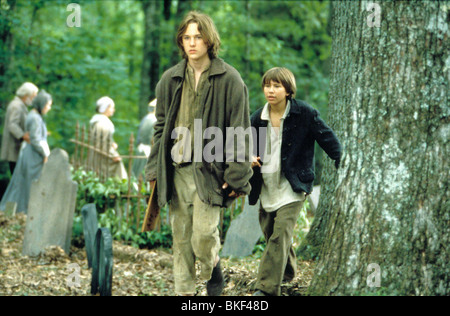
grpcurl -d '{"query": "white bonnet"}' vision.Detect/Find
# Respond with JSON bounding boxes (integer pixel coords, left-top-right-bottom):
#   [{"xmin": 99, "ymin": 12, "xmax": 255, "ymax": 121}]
[{"xmin": 96, "ymin": 96, "xmax": 114, "ymax": 113}]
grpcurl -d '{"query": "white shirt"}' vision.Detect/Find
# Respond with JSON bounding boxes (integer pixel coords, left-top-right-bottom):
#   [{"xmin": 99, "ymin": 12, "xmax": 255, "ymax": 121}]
[{"xmin": 259, "ymin": 101, "xmax": 306, "ymax": 212}]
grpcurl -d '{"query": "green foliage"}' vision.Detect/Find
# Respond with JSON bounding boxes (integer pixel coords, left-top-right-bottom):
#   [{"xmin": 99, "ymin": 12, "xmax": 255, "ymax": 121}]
[
  {"xmin": 71, "ymin": 167, "xmax": 172, "ymax": 249},
  {"xmin": 0, "ymin": 0, "xmax": 331, "ymax": 185},
  {"xmin": 2, "ymin": 0, "xmax": 329, "ymax": 248},
  {"xmin": 72, "ymin": 167, "xmax": 128, "ymax": 212},
  {"xmin": 1, "ymin": 0, "xmax": 142, "ymax": 154}
]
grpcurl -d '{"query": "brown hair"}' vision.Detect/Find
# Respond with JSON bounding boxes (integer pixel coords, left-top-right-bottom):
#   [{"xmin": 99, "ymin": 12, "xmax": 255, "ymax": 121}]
[
  {"xmin": 176, "ymin": 11, "xmax": 221, "ymax": 59},
  {"xmin": 261, "ymin": 67, "xmax": 297, "ymax": 99}
]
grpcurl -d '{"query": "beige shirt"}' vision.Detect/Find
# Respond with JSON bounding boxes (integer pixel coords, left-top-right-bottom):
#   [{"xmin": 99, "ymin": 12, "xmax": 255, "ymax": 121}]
[
  {"xmin": 260, "ymin": 100, "xmax": 306, "ymax": 212},
  {"xmin": 172, "ymin": 63, "xmax": 211, "ymax": 163}
]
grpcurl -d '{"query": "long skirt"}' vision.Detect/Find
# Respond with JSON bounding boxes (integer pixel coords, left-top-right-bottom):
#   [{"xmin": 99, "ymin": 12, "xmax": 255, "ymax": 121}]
[{"xmin": 0, "ymin": 144, "xmax": 44, "ymax": 214}]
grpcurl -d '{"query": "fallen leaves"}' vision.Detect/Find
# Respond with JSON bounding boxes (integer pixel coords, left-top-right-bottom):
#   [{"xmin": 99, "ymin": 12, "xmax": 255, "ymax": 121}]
[{"xmin": 0, "ymin": 211, "xmax": 315, "ymax": 296}]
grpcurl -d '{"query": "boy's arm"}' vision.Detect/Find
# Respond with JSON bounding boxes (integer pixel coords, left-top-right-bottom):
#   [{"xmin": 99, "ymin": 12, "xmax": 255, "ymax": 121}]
[
  {"xmin": 312, "ymin": 109, "xmax": 342, "ymax": 168},
  {"xmin": 223, "ymin": 79, "xmax": 253, "ymax": 195}
]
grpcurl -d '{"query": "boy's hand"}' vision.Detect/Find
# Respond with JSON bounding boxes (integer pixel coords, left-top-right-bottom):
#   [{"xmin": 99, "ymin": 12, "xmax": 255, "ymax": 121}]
[
  {"xmin": 222, "ymin": 182, "xmax": 245, "ymax": 198},
  {"xmin": 251, "ymin": 156, "xmax": 261, "ymax": 168}
]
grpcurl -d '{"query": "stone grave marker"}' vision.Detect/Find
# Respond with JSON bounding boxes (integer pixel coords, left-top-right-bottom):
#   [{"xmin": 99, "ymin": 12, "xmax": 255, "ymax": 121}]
[
  {"xmin": 4, "ymin": 201, "xmax": 17, "ymax": 217},
  {"xmin": 221, "ymin": 198, "xmax": 263, "ymax": 258},
  {"xmin": 91, "ymin": 227, "xmax": 113, "ymax": 296},
  {"xmin": 82, "ymin": 203, "xmax": 98, "ymax": 268},
  {"xmin": 22, "ymin": 148, "xmax": 78, "ymax": 256},
  {"xmin": 307, "ymin": 185, "xmax": 321, "ymax": 214}
]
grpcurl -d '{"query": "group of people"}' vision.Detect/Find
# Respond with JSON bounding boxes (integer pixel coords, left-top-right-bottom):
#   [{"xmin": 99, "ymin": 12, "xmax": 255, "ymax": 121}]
[
  {"xmin": 0, "ymin": 86, "xmax": 138, "ymax": 214},
  {"xmin": 143, "ymin": 11, "xmax": 341, "ymax": 297},
  {"xmin": 0, "ymin": 83, "xmax": 52, "ymax": 214},
  {"xmin": 0, "ymin": 10, "xmax": 342, "ymax": 297}
]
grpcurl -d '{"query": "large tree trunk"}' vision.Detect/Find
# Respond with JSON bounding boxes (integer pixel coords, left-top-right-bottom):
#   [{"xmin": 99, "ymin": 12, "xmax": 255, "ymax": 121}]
[
  {"xmin": 138, "ymin": 0, "xmax": 161, "ymax": 120},
  {"xmin": 307, "ymin": 1, "xmax": 449, "ymax": 296}
]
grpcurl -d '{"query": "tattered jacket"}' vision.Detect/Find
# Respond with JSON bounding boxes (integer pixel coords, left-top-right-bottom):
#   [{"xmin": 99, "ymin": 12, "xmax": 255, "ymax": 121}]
[{"xmin": 145, "ymin": 58, "xmax": 253, "ymax": 208}]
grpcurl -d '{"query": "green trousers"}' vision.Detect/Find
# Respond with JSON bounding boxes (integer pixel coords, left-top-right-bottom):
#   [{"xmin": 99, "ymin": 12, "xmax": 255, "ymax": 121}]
[
  {"xmin": 170, "ymin": 164, "xmax": 221, "ymax": 295},
  {"xmin": 255, "ymin": 198, "xmax": 305, "ymax": 296}
]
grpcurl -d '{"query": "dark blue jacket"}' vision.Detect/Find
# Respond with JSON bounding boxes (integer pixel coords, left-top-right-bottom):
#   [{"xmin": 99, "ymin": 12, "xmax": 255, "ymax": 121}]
[{"xmin": 249, "ymin": 98, "xmax": 342, "ymax": 205}]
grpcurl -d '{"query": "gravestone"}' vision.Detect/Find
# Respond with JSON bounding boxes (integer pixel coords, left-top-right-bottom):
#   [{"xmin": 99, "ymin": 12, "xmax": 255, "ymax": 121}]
[
  {"xmin": 22, "ymin": 149, "xmax": 78, "ymax": 256},
  {"xmin": 91, "ymin": 227, "xmax": 113, "ymax": 296},
  {"xmin": 82, "ymin": 204, "xmax": 98, "ymax": 268},
  {"xmin": 307, "ymin": 185, "xmax": 321, "ymax": 214},
  {"xmin": 221, "ymin": 199, "xmax": 263, "ymax": 258},
  {"xmin": 4, "ymin": 201, "xmax": 17, "ymax": 217}
]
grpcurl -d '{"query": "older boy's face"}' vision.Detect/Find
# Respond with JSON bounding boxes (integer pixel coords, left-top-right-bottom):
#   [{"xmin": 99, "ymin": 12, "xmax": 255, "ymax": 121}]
[{"xmin": 182, "ymin": 23, "xmax": 209, "ymax": 62}]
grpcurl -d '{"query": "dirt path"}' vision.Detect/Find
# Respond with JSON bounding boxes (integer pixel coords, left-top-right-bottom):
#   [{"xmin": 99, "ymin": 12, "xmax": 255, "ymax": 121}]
[{"xmin": 0, "ymin": 212, "xmax": 314, "ymax": 296}]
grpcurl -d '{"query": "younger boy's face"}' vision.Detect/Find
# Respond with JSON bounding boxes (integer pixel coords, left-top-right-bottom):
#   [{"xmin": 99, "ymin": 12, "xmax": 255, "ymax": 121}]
[
  {"xmin": 263, "ymin": 80, "xmax": 289, "ymax": 107},
  {"xmin": 182, "ymin": 23, "xmax": 209, "ymax": 63}
]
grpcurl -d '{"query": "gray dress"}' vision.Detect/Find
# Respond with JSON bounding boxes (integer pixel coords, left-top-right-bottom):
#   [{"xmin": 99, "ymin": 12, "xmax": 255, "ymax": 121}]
[
  {"xmin": 132, "ymin": 113, "xmax": 156, "ymax": 178},
  {"xmin": 0, "ymin": 110, "xmax": 49, "ymax": 214}
]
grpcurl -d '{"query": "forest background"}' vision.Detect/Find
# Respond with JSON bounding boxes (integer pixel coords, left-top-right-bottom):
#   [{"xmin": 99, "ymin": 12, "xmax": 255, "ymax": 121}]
[{"xmin": 0, "ymin": 0, "xmax": 332, "ymax": 187}]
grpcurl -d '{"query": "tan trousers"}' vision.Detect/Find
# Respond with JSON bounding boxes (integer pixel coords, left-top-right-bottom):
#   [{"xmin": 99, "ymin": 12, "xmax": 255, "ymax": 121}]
[
  {"xmin": 170, "ymin": 164, "xmax": 221, "ymax": 295},
  {"xmin": 255, "ymin": 198, "xmax": 305, "ymax": 296}
]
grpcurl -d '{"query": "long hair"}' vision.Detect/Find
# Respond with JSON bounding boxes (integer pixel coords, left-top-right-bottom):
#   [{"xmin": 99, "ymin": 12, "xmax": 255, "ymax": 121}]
[{"xmin": 176, "ymin": 11, "xmax": 221, "ymax": 60}]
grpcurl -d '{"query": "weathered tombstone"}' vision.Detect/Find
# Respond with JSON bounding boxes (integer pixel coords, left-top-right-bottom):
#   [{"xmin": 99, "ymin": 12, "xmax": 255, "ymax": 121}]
[
  {"xmin": 22, "ymin": 149, "xmax": 78, "ymax": 256},
  {"xmin": 307, "ymin": 185, "xmax": 321, "ymax": 214},
  {"xmin": 81, "ymin": 204, "xmax": 98, "ymax": 268},
  {"xmin": 4, "ymin": 201, "xmax": 17, "ymax": 217},
  {"xmin": 91, "ymin": 227, "xmax": 113, "ymax": 296},
  {"xmin": 221, "ymin": 199, "xmax": 263, "ymax": 258}
]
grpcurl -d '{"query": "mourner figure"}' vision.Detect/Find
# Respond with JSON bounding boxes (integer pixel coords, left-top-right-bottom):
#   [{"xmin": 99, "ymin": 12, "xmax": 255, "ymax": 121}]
[
  {"xmin": 0, "ymin": 90, "xmax": 52, "ymax": 214},
  {"xmin": 145, "ymin": 11, "xmax": 253, "ymax": 296},
  {"xmin": 132, "ymin": 99, "xmax": 157, "ymax": 178},
  {"xmin": 88, "ymin": 96, "xmax": 127, "ymax": 180},
  {"xmin": 1, "ymin": 82, "xmax": 39, "ymax": 174},
  {"xmin": 249, "ymin": 68, "xmax": 342, "ymax": 296}
]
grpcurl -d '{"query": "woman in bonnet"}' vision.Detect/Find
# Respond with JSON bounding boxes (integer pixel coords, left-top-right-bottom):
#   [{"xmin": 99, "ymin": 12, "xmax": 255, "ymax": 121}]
[
  {"xmin": 0, "ymin": 90, "xmax": 53, "ymax": 214},
  {"xmin": 88, "ymin": 96, "xmax": 127, "ymax": 180}
]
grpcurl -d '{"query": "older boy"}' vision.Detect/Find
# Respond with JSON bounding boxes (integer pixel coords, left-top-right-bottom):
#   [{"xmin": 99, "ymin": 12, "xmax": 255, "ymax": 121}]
[{"xmin": 145, "ymin": 11, "xmax": 253, "ymax": 296}]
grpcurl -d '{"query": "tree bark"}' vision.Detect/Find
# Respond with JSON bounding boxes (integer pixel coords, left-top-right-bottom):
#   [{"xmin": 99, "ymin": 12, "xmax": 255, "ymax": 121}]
[
  {"xmin": 307, "ymin": 0, "xmax": 449, "ymax": 296},
  {"xmin": 139, "ymin": 0, "xmax": 161, "ymax": 120}
]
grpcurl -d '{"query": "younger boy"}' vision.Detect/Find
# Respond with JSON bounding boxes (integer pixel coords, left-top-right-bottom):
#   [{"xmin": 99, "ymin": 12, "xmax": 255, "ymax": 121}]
[{"xmin": 249, "ymin": 67, "xmax": 341, "ymax": 296}]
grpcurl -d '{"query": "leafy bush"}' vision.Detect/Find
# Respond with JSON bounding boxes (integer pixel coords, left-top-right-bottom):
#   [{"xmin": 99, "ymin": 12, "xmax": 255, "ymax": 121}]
[{"xmin": 71, "ymin": 167, "xmax": 172, "ymax": 249}]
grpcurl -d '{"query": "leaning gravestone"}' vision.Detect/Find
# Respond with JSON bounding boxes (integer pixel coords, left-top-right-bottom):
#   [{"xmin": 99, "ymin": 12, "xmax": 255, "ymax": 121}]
[
  {"xmin": 221, "ymin": 199, "xmax": 263, "ymax": 258},
  {"xmin": 82, "ymin": 204, "xmax": 98, "ymax": 268},
  {"xmin": 22, "ymin": 149, "xmax": 78, "ymax": 256},
  {"xmin": 91, "ymin": 227, "xmax": 113, "ymax": 296}
]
